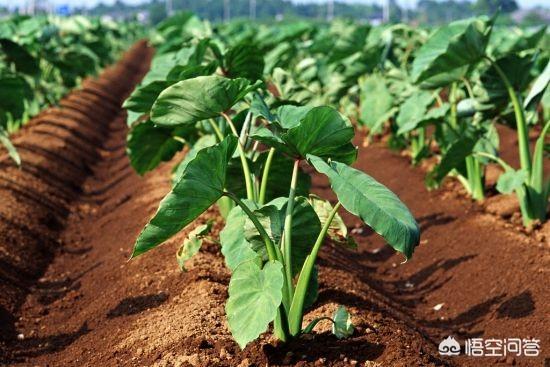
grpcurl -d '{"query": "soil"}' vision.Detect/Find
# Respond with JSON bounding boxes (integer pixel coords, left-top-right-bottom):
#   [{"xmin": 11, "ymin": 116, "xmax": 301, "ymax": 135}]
[{"xmin": 0, "ymin": 43, "xmax": 548, "ymax": 367}]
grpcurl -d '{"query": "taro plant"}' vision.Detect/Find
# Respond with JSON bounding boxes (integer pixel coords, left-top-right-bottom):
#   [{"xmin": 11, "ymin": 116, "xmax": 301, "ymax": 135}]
[
  {"xmin": 0, "ymin": 15, "xmax": 137, "ymax": 165},
  {"xmin": 402, "ymin": 15, "xmax": 548, "ymax": 224},
  {"xmin": 130, "ymin": 91, "xmax": 421, "ymax": 347}
]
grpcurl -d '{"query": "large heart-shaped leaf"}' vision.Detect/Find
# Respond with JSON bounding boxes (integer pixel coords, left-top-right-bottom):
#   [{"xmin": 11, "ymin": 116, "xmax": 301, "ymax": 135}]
[
  {"xmin": 171, "ymin": 135, "xmax": 217, "ymax": 185},
  {"xmin": 250, "ymin": 106, "xmax": 357, "ymax": 164},
  {"xmin": 151, "ymin": 75, "xmax": 261, "ymax": 126},
  {"xmin": 359, "ymin": 74, "xmax": 395, "ymax": 133},
  {"xmin": 224, "ymin": 43, "xmax": 265, "ymax": 81},
  {"xmin": 308, "ymin": 155, "xmax": 419, "ymax": 259},
  {"xmin": 124, "ymin": 63, "xmax": 218, "ymax": 114},
  {"xmin": 220, "ymin": 204, "xmax": 261, "ymax": 271},
  {"xmin": 0, "ymin": 39, "xmax": 40, "ymax": 76},
  {"xmin": 127, "ymin": 120, "xmax": 188, "ymax": 175},
  {"xmin": 489, "ymin": 25, "xmax": 547, "ymax": 57},
  {"xmin": 411, "ymin": 16, "xmax": 493, "ymax": 87},
  {"xmin": 226, "ymin": 260, "xmax": 284, "ymax": 349},
  {"xmin": 284, "ymin": 107, "xmax": 355, "ymax": 160},
  {"xmin": 275, "ymin": 105, "xmax": 313, "ymax": 129},
  {"xmin": 131, "ymin": 135, "xmax": 238, "ymax": 257},
  {"xmin": 0, "ymin": 70, "xmax": 31, "ymax": 119},
  {"xmin": 123, "ymin": 81, "xmax": 169, "ymax": 113},
  {"xmin": 426, "ymin": 131, "xmax": 480, "ymax": 187},
  {"xmin": 395, "ymin": 91, "xmax": 434, "ymax": 132},
  {"xmin": 479, "ymin": 54, "xmax": 536, "ymax": 105}
]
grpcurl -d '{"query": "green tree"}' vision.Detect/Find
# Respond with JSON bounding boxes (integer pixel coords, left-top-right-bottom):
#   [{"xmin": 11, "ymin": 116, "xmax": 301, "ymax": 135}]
[{"xmin": 474, "ymin": 0, "xmax": 518, "ymax": 14}]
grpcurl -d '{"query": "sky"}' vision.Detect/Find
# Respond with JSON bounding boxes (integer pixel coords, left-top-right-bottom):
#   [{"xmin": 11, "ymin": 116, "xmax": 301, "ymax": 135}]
[{"xmin": 1, "ymin": 0, "xmax": 549, "ymax": 10}]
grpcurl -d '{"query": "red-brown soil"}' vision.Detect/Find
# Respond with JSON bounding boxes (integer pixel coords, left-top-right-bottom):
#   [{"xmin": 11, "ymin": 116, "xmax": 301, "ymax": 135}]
[{"xmin": 0, "ymin": 43, "xmax": 548, "ymax": 366}]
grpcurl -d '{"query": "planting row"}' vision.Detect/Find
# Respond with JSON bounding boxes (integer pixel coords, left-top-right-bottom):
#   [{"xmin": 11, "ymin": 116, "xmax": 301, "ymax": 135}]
[
  {"xmin": 122, "ymin": 12, "xmax": 548, "ymax": 349},
  {"xmin": 0, "ymin": 15, "xmax": 141, "ymax": 164}
]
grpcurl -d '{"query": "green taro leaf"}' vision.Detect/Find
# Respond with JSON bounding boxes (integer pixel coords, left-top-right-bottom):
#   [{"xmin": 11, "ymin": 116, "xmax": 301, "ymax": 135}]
[
  {"xmin": 171, "ymin": 134, "xmax": 217, "ymax": 185},
  {"xmin": 0, "ymin": 39, "xmax": 40, "ymax": 76},
  {"xmin": 224, "ymin": 43, "xmax": 265, "ymax": 81},
  {"xmin": 131, "ymin": 136, "xmax": 238, "ymax": 258},
  {"xmin": 426, "ymin": 132, "xmax": 480, "ymax": 187},
  {"xmin": 308, "ymin": 155, "xmax": 419, "ymax": 259},
  {"xmin": 0, "ymin": 70, "xmax": 31, "ymax": 120},
  {"xmin": 332, "ymin": 306, "xmax": 354, "ymax": 339},
  {"xmin": 220, "ymin": 203, "xmax": 261, "ymax": 271},
  {"xmin": 496, "ymin": 169, "xmax": 528, "ymax": 194},
  {"xmin": 395, "ymin": 91, "xmax": 434, "ymax": 134},
  {"xmin": 151, "ymin": 75, "xmax": 261, "ymax": 126},
  {"xmin": 0, "ymin": 126, "xmax": 20, "ymax": 166},
  {"xmin": 251, "ymin": 106, "xmax": 357, "ymax": 164},
  {"xmin": 285, "ymin": 107, "xmax": 355, "ymax": 161},
  {"xmin": 226, "ymin": 260, "xmax": 284, "ymax": 349},
  {"xmin": 249, "ymin": 92, "xmax": 277, "ymax": 123},
  {"xmin": 479, "ymin": 54, "xmax": 536, "ymax": 105},
  {"xmin": 411, "ymin": 16, "xmax": 493, "ymax": 87},
  {"xmin": 166, "ymin": 61, "xmax": 218, "ymax": 82},
  {"xmin": 524, "ymin": 61, "xmax": 550, "ymax": 110},
  {"xmin": 123, "ymin": 81, "xmax": 169, "ymax": 113},
  {"xmin": 490, "ymin": 25, "xmax": 547, "ymax": 57},
  {"xmin": 126, "ymin": 120, "xmax": 186, "ymax": 175},
  {"xmin": 275, "ymin": 104, "xmax": 313, "ymax": 129},
  {"xmin": 359, "ymin": 74, "xmax": 395, "ymax": 133},
  {"xmin": 176, "ymin": 222, "xmax": 212, "ymax": 271},
  {"xmin": 126, "ymin": 110, "xmax": 144, "ymax": 127}
]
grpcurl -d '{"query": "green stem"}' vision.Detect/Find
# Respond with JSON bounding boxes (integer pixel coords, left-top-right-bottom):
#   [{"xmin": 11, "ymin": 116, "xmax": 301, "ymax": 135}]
[
  {"xmin": 221, "ymin": 112, "xmax": 255, "ymax": 201},
  {"xmin": 302, "ymin": 316, "xmax": 334, "ymax": 334},
  {"xmin": 259, "ymin": 147, "xmax": 276, "ymax": 205},
  {"xmin": 411, "ymin": 127, "xmax": 426, "ymax": 165},
  {"xmin": 288, "ymin": 202, "xmax": 341, "ymax": 336},
  {"xmin": 223, "ymin": 191, "xmax": 277, "ymax": 261},
  {"xmin": 465, "ymin": 155, "xmax": 484, "ymax": 201},
  {"xmin": 449, "ymin": 82, "xmax": 459, "ymax": 129},
  {"xmin": 208, "ymin": 118, "xmax": 224, "ymax": 142},
  {"xmin": 474, "ymin": 151, "xmax": 514, "ymax": 172},
  {"xmin": 461, "ymin": 77, "xmax": 475, "ymax": 100},
  {"xmin": 485, "ymin": 56, "xmax": 532, "ymax": 176},
  {"xmin": 282, "ymin": 159, "xmax": 300, "ymax": 302}
]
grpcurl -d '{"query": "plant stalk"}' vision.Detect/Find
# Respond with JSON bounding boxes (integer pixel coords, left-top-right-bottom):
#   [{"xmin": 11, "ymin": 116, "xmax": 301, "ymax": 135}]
[
  {"xmin": 449, "ymin": 82, "xmax": 459, "ymax": 130},
  {"xmin": 207, "ymin": 118, "xmax": 225, "ymax": 142},
  {"xmin": 485, "ymin": 56, "xmax": 532, "ymax": 176},
  {"xmin": 221, "ymin": 112, "xmax": 255, "ymax": 201},
  {"xmin": 282, "ymin": 159, "xmax": 300, "ymax": 302},
  {"xmin": 465, "ymin": 156, "xmax": 484, "ymax": 201},
  {"xmin": 259, "ymin": 147, "xmax": 276, "ymax": 205},
  {"xmin": 288, "ymin": 202, "xmax": 341, "ymax": 336}
]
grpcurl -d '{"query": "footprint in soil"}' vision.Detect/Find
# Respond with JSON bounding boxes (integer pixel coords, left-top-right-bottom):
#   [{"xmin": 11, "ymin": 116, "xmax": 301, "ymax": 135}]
[{"xmin": 107, "ymin": 292, "xmax": 169, "ymax": 318}]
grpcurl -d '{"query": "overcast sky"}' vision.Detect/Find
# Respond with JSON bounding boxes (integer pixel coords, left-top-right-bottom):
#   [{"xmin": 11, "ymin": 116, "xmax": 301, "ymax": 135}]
[{"xmin": 1, "ymin": 0, "xmax": 549, "ymax": 10}]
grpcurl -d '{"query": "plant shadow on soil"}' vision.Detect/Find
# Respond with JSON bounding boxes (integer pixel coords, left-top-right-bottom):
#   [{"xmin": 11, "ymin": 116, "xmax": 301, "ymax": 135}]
[
  {"xmin": 106, "ymin": 292, "xmax": 169, "ymax": 318},
  {"xmin": 6, "ymin": 322, "xmax": 90, "ymax": 362},
  {"xmin": 261, "ymin": 335, "xmax": 385, "ymax": 365},
  {"xmin": 319, "ymin": 241, "xmax": 537, "ymax": 342}
]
